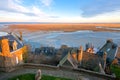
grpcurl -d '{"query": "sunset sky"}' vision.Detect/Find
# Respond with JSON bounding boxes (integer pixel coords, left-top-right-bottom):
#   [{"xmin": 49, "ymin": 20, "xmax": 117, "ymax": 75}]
[{"xmin": 0, "ymin": 0, "xmax": 120, "ymax": 23}]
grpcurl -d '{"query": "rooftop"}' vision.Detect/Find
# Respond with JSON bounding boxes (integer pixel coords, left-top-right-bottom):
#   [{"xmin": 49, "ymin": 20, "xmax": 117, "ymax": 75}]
[
  {"xmin": 0, "ymin": 32, "xmax": 8, "ymax": 37},
  {"xmin": 0, "ymin": 32, "xmax": 23, "ymax": 52},
  {"xmin": 98, "ymin": 40, "xmax": 118, "ymax": 63}
]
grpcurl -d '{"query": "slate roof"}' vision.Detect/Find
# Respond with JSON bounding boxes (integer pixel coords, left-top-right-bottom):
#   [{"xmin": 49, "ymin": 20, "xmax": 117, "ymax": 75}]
[
  {"xmin": 35, "ymin": 47, "xmax": 56, "ymax": 56},
  {"xmin": 0, "ymin": 33, "xmax": 23, "ymax": 52},
  {"xmin": 59, "ymin": 47, "xmax": 78, "ymax": 60},
  {"xmin": 58, "ymin": 51, "xmax": 104, "ymax": 71},
  {"xmin": 98, "ymin": 40, "xmax": 118, "ymax": 63},
  {"xmin": 80, "ymin": 52, "xmax": 104, "ymax": 71}
]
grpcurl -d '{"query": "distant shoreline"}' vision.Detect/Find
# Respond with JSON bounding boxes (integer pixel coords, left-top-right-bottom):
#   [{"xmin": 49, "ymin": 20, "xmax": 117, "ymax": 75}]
[
  {"xmin": 0, "ymin": 22, "xmax": 120, "ymax": 24},
  {"xmin": 1, "ymin": 23, "xmax": 120, "ymax": 32}
]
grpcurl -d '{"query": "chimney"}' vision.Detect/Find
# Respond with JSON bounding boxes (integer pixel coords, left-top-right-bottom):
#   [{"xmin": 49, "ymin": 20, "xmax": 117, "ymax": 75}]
[
  {"xmin": 71, "ymin": 52, "xmax": 77, "ymax": 61},
  {"xmin": 19, "ymin": 32, "xmax": 23, "ymax": 41},
  {"xmin": 77, "ymin": 46, "xmax": 83, "ymax": 65},
  {"xmin": 1, "ymin": 38, "xmax": 10, "ymax": 55}
]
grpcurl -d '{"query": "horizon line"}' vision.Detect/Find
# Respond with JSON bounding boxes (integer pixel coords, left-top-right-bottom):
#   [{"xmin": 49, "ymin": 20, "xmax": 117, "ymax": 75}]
[{"xmin": 0, "ymin": 22, "xmax": 120, "ymax": 24}]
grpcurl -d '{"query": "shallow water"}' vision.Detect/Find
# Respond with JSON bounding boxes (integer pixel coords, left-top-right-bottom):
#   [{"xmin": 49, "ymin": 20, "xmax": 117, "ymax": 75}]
[
  {"xmin": 0, "ymin": 23, "xmax": 120, "ymax": 50},
  {"xmin": 96, "ymin": 26, "xmax": 120, "ymax": 31},
  {"xmin": 0, "ymin": 24, "xmax": 9, "ymax": 29},
  {"xmin": 22, "ymin": 31, "xmax": 120, "ymax": 50}
]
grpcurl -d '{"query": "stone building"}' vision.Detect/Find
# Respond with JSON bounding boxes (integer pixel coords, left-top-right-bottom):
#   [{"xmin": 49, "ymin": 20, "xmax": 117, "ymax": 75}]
[
  {"xmin": 0, "ymin": 32, "xmax": 26, "ymax": 72},
  {"xmin": 57, "ymin": 40, "xmax": 118, "ymax": 74}
]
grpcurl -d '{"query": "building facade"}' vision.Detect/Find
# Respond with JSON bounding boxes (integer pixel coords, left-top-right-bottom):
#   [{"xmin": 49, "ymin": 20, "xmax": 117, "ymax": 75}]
[{"xmin": 0, "ymin": 32, "xmax": 26, "ymax": 72}]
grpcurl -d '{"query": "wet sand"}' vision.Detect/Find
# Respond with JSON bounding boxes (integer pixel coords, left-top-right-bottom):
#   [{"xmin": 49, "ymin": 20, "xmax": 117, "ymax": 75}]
[{"xmin": 6, "ymin": 23, "xmax": 120, "ymax": 32}]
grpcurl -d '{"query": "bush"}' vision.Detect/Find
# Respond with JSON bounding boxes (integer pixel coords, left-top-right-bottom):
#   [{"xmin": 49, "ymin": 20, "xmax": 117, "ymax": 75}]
[
  {"xmin": 22, "ymin": 46, "xmax": 29, "ymax": 63},
  {"xmin": 110, "ymin": 65, "xmax": 120, "ymax": 79},
  {"xmin": 8, "ymin": 73, "xmax": 34, "ymax": 80}
]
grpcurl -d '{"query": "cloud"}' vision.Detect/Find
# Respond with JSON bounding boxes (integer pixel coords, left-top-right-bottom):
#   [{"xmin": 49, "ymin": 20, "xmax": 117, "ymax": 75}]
[
  {"xmin": 46, "ymin": 10, "xmax": 120, "ymax": 23},
  {"xmin": 0, "ymin": 0, "xmax": 34, "ymax": 16},
  {"xmin": 88, "ymin": 10, "xmax": 120, "ymax": 22},
  {"xmin": 32, "ymin": 6, "xmax": 47, "ymax": 16},
  {"xmin": 0, "ymin": 9, "xmax": 120, "ymax": 23},
  {"xmin": 0, "ymin": 0, "xmax": 53, "ymax": 17},
  {"xmin": 40, "ymin": 0, "xmax": 53, "ymax": 7},
  {"xmin": 0, "ymin": 0, "xmax": 58, "ymax": 22},
  {"xmin": 0, "ymin": 10, "xmax": 33, "ymax": 22},
  {"xmin": 49, "ymin": 16, "xmax": 59, "ymax": 18},
  {"xmin": 0, "ymin": 0, "xmax": 52, "ymax": 22},
  {"xmin": 80, "ymin": 0, "xmax": 120, "ymax": 17},
  {"xmin": 14, "ymin": 0, "xmax": 23, "ymax": 4},
  {"xmin": 0, "ymin": 0, "xmax": 120, "ymax": 23}
]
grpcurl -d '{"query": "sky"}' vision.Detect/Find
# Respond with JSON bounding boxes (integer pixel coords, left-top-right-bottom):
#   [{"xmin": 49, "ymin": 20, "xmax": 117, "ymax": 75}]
[{"xmin": 0, "ymin": 0, "xmax": 120, "ymax": 23}]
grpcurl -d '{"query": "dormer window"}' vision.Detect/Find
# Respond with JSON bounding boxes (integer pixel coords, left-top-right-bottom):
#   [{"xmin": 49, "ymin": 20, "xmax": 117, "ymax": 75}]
[
  {"xmin": 107, "ymin": 48, "xmax": 110, "ymax": 52},
  {"xmin": 13, "ymin": 40, "xmax": 18, "ymax": 51}
]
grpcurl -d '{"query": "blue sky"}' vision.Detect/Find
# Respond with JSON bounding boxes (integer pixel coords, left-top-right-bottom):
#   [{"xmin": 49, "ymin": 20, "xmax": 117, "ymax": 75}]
[{"xmin": 0, "ymin": 0, "xmax": 120, "ymax": 22}]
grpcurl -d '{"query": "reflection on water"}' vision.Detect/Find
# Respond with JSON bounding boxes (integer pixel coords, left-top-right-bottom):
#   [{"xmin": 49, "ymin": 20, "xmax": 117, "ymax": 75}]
[
  {"xmin": 96, "ymin": 26, "xmax": 120, "ymax": 31},
  {"xmin": 0, "ymin": 25, "xmax": 9, "ymax": 29},
  {"xmin": 23, "ymin": 31, "xmax": 120, "ymax": 50}
]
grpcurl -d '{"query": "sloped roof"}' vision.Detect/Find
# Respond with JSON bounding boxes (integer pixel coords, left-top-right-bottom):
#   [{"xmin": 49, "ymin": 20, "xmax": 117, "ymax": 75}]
[
  {"xmin": 57, "ymin": 53, "xmax": 78, "ymax": 69},
  {"xmin": 0, "ymin": 32, "xmax": 8, "ymax": 36},
  {"xmin": 98, "ymin": 40, "xmax": 118, "ymax": 63},
  {"xmin": 35, "ymin": 47, "xmax": 56, "ymax": 56},
  {"xmin": 81, "ymin": 52, "xmax": 104, "ymax": 71},
  {"xmin": 58, "ymin": 51, "xmax": 104, "ymax": 71},
  {"xmin": 0, "ymin": 32, "xmax": 23, "ymax": 52}
]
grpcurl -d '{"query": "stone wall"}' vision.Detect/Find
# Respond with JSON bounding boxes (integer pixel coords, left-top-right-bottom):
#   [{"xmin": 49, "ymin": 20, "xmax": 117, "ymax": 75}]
[{"xmin": 0, "ymin": 47, "xmax": 26, "ymax": 72}]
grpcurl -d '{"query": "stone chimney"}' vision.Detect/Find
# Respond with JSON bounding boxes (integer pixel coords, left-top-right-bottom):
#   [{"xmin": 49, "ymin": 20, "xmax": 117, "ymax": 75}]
[
  {"xmin": 71, "ymin": 52, "xmax": 77, "ymax": 61},
  {"xmin": 77, "ymin": 46, "xmax": 83, "ymax": 65},
  {"xmin": 106, "ymin": 39, "xmax": 113, "ymax": 43},
  {"xmin": 1, "ymin": 38, "xmax": 10, "ymax": 55},
  {"xmin": 19, "ymin": 32, "xmax": 23, "ymax": 41}
]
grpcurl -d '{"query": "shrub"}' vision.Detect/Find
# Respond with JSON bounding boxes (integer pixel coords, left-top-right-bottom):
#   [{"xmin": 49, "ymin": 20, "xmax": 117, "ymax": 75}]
[{"xmin": 110, "ymin": 65, "xmax": 120, "ymax": 79}]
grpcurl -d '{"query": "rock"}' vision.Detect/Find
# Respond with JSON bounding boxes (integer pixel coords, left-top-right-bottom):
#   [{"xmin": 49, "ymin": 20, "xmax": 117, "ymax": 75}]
[
  {"xmin": 16, "ymin": 78, "xmax": 19, "ymax": 80},
  {"xmin": 35, "ymin": 69, "xmax": 41, "ymax": 80}
]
